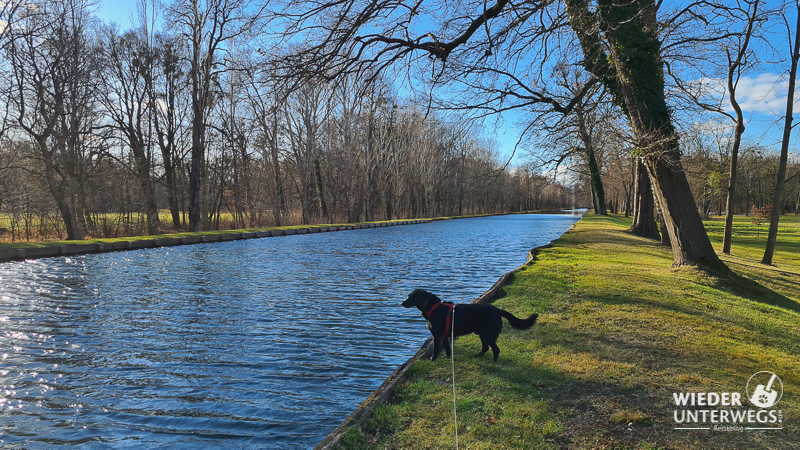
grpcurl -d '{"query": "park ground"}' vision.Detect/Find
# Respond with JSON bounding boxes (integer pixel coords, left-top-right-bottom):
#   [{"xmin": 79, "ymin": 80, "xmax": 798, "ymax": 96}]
[{"xmin": 339, "ymin": 214, "xmax": 800, "ymax": 449}]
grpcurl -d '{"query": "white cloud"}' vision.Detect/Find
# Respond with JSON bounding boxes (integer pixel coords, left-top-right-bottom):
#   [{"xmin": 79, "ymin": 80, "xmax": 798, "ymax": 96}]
[
  {"xmin": 696, "ymin": 73, "xmax": 800, "ymax": 115},
  {"xmin": 690, "ymin": 118, "xmax": 730, "ymax": 135}
]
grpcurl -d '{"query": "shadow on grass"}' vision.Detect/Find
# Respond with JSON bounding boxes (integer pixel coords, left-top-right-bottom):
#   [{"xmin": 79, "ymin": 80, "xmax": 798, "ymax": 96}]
[
  {"xmin": 450, "ymin": 340, "xmax": 789, "ymax": 449},
  {"xmin": 445, "ymin": 354, "xmax": 666, "ymax": 448},
  {"xmin": 580, "ymin": 226, "xmax": 800, "ymax": 315},
  {"xmin": 575, "ymin": 283, "xmax": 800, "ymax": 357},
  {"xmin": 564, "ymin": 229, "xmax": 663, "ymax": 250},
  {"xmin": 711, "ymin": 264, "xmax": 800, "ymax": 315}
]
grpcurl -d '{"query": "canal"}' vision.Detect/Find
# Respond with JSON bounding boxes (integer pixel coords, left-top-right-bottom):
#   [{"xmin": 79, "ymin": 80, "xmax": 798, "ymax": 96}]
[{"xmin": 0, "ymin": 212, "xmax": 583, "ymax": 448}]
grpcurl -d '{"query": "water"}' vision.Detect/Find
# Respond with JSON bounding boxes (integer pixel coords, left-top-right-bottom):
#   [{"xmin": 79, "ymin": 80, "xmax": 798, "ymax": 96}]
[{"xmin": 0, "ymin": 212, "xmax": 583, "ymax": 448}]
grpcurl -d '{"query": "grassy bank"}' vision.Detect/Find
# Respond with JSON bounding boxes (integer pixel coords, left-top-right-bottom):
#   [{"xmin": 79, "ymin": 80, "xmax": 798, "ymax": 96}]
[
  {"xmin": 341, "ymin": 214, "xmax": 799, "ymax": 449},
  {"xmin": 0, "ymin": 210, "xmax": 555, "ymax": 251},
  {"xmin": 0, "ymin": 221, "xmax": 395, "ymax": 250}
]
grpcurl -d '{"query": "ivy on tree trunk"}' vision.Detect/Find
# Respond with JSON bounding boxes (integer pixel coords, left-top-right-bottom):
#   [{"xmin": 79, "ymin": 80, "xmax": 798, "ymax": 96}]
[{"xmin": 565, "ymin": 0, "xmax": 722, "ymax": 268}]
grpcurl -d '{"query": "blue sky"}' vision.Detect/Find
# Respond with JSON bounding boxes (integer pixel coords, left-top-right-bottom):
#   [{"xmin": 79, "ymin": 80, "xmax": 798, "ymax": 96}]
[
  {"xmin": 96, "ymin": 0, "xmax": 137, "ymax": 28},
  {"xmin": 93, "ymin": 0, "xmax": 798, "ymax": 168}
]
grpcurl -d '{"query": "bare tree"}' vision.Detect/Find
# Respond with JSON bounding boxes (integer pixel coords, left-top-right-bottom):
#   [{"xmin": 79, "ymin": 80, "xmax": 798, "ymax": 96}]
[
  {"xmin": 522, "ymin": 66, "xmax": 611, "ymax": 216},
  {"xmin": 763, "ymin": 2, "xmax": 800, "ymax": 265},
  {"xmin": 719, "ymin": 0, "xmax": 761, "ymax": 254},
  {"xmin": 0, "ymin": 0, "xmax": 586, "ymax": 242},
  {"xmin": 564, "ymin": 0, "xmax": 722, "ymax": 267},
  {"xmin": 245, "ymin": 70, "xmax": 288, "ymax": 226},
  {"xmin": 6, "ymin": 0, "xmax": 102, "ymax": 240},
  {"xmin": 277, "ymin": 0, "xmax": 745, "ymax": 266},
  {"xmin": 671, "ymin": 0, "xmax": 764, "ymax": 254},
  {"xmin": 150, "ymin": 32, "xmax": 189, "ymax": 230},
  {"xmin": 99, "ymin": 26, "xmax": 161, "ymax": 234},
  {"xmin": 166, "ymin": 0, "xmax": 266, "ymax": 231},
  {"xmin": 284, "ymin": 80, "xmax": 331, "ymax": 224}
]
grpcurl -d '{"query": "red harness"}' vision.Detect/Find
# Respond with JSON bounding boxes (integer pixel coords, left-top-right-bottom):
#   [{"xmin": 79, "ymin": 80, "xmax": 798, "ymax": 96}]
[{"xmin": 423, "ymin": 302, "xmax": 455, "ymax": 337}]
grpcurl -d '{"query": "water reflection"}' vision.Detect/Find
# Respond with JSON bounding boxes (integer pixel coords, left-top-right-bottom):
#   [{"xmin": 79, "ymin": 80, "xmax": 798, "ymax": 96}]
[{"xmin": 0, "ymin": 213, "xmax": 582, "ymax": 447}]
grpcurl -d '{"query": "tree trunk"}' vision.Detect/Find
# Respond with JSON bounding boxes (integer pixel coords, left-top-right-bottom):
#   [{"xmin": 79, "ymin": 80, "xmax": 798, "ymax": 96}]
[
  {"xmin": 722, "ymin": 126, "xmax": 742, "ymax": 254},
  {"xmin": 270, "ymin": 129, "xmax": 285, "ymax": 227},
  {"xmin": 659, "ymin": 210, "xmax": 671, "ymax": 247},
  {"xmin": 720, "ymin": 0, "xmax": 757, "ymax": 253},
  {"xmin": 629, "ymin": 159, "xmax": 659, "ymax": 239},
  {"xmin": 646, "ymin": 146, "xmax": 718, "ymax": 267},
  {"xmin": 314, "ymin": 158, "xmax": 330, "ymax": 223},
  {"xmin": 576, "ymin": 108, "xmax": 607, "ymax": 215},
  {"xmin": 385, "ymin": 178, "xmax": 394, "ymax": 220},
  {"xmin": 141, "ymin": 171, "xmax": 160, "ymax": 235},
  {"xmin": 566, "ymin": 0, "xmax": 721, "ymax": 268},
  {"xmin": 188, "ymin": 127, "xmax": 205, "ymax": 232},
  {"xmin": 131, "ymin": 140, "xmax": 160, "ymax": 235},
  {"xmin": 40, "ymin": 141, "xmax": 82, "ymax": 240},
  {"xmin": 587, "ymin": 145, "xmax": 607, "ymax": 215},
  {"xmin": 763, "ymin": 5, "xmax": 800, "ymax": 265},
  {"xmin": 167, "ymin": 183, "xmax": 182, "ymax": 230},
  {"xmin": 623, "ymin": 173, "xmax": 632, "ymax": 218},
  {"xmin": 153, "ymin": 77, "xmax": 182, "ymax": 231}
]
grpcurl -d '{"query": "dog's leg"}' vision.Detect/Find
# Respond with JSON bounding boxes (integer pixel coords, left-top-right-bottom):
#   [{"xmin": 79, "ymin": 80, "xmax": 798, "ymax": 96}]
[
  {"xmin": 443, "ymin": 337, "xmax": 452, "ymax": 358},
  {"xmin": 485, "ymin": 316, "xmax": 503, "ymax": 362},
  {"xmin": 477, "ymin": 335, "xmax": 490, "ymax": 357},
  {"xmin": 431, "ymin": 336, "xmax": 443, "ymax": 361},
  {"xmin": 490, "ymin": 342, "xmax": 500, "ymax": 362}
]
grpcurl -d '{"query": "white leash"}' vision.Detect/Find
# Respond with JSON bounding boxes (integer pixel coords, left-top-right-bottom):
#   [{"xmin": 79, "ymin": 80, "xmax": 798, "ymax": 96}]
[{"xmin": 450, "ymin": 306, "xmax": 459, "ymax": 449}]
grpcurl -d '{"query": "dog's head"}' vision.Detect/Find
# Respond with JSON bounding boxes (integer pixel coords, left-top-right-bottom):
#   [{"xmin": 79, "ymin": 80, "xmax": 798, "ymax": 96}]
[{"xmin": 402, "ymin": 289, "xmax": 440, "ymax": 308}]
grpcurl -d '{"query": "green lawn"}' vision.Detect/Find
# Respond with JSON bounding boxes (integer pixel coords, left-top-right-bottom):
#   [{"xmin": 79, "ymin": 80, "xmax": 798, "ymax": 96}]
[
  {"xmin": 340, "ymin": 214, "xmax": 800, "ymax": 449},
  {"xmin": 705, "ymin": 214, "xmax": 800, "ymax": 266}
]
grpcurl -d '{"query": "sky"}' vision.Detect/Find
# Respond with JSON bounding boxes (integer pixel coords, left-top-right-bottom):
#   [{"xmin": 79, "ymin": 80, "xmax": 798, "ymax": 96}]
[
  {"xmin": 93, "ymin": 0, "xmax": 799, "ymax": 170},
  {"xmin": 96, "ymin": 0, "xmax": 137, "ymax": 28}
]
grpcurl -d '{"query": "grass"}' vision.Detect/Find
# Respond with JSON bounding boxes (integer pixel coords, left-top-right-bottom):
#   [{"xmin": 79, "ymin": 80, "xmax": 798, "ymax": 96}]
[
  {"xmin": 0, "ymin": 223, "xmax": 308, "ymax": 250},
  {"xmin": 339, "ymin": 214, "xmax": 800, "ymax": 449}
]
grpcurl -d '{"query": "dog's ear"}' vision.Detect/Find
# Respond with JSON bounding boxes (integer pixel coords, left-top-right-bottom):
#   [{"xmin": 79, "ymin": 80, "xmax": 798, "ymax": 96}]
[{"xmin": 410, "ymin": 290, "xmax": 441, "ymax": 301}]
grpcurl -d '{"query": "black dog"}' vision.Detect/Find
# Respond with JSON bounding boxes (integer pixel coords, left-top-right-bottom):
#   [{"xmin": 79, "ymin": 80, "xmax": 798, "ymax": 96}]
[{"xmin": 402, "ymin": 289, "xmax": 538, "ymax": 362}]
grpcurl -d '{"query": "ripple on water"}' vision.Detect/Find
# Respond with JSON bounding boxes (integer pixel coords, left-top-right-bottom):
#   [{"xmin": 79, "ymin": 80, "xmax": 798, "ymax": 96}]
[{"xmin": 0, "ymin": 212, "xmax": 583, "ymax": 448}]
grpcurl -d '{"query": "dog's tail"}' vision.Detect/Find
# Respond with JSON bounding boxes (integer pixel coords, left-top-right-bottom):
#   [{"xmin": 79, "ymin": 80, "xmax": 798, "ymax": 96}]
[{"xmin": 498, "ymin": 309, "xmax": 538, "ymax": 329}]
